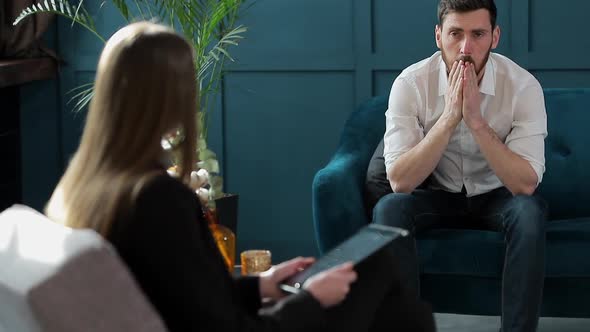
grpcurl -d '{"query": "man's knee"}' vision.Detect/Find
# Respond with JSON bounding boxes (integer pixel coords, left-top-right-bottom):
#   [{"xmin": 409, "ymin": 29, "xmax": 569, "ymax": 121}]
[
  {"xmin": 506, "ymin": 195, "xmax": 548, "ymax": 240},
  {"xmin": 372, "ymin": 193, "xmax": 418, "ymax": 229}
]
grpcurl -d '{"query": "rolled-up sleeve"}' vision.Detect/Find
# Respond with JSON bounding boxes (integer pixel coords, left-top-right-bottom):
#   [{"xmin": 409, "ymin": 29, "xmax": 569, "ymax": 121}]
[
  {"xmin": 505, "ymin": 81, "xmax": 547, "ymax": 184},
  {"xmin": 383, "ymin": 77, "xmax": 424, "ymax": 173}
]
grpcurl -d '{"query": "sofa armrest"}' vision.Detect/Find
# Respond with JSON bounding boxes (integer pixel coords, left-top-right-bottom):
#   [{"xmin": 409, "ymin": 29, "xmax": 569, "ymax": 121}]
[
  {"xmin": 312, "ymin": 96, "xmax": 388, "ymax": 254},
  {"xmin": 313, "ymin": 154, "xmax": 369, "ymax": 253}
]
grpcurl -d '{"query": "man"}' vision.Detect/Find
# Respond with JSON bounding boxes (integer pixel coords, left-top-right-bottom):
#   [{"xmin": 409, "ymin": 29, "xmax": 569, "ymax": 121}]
[{"xmin": 372, "ymin": 0, "xmax": 548, "ymax": 331}]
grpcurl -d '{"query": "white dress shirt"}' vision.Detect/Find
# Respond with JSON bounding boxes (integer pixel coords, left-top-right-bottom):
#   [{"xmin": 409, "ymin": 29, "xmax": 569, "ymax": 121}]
[{"xmin": 383, "ymin": 51, "xmax": 547, "ymax": 197}]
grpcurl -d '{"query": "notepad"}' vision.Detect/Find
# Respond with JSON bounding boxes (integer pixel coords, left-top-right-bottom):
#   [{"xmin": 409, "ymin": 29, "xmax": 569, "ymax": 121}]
[{"xmin": 280, "ymin": 224, "xmax": 408, "ymax": 293}]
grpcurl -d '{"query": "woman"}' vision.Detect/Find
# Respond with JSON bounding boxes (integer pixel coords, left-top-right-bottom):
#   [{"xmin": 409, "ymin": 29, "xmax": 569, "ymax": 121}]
[{"xmin": 46, "ymin": 22, "xmax": 434, "ymax": 332}]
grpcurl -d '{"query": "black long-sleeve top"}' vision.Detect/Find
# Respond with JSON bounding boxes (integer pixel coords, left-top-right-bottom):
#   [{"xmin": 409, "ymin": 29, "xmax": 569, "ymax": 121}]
[{"xmin": 107, "ymin": 173, "xmax": 326, "ymax": 331}]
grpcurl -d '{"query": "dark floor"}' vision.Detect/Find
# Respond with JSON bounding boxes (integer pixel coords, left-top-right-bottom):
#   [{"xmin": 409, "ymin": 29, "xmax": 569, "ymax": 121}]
[{"xmin": 435, "ymin": 314, "xmax": 590, "ymax": 331}]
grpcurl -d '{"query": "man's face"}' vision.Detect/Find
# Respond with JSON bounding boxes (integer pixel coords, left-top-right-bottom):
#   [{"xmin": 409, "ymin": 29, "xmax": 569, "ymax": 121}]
[{"xmin": 435, "ymin": 9, "xmax": 500, "ymax": 76}]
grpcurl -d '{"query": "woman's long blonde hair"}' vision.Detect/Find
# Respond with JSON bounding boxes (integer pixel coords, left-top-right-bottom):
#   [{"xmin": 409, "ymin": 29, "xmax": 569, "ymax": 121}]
[{"xmin": 46, "ymin": 22, "xmax": 198, "ymax": 235}]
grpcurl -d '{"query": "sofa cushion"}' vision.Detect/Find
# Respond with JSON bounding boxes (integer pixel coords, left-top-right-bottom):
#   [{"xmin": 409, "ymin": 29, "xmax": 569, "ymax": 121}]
[{"xmin": 418, "ymin": 217, "xmax": 590, "ymax": 278}]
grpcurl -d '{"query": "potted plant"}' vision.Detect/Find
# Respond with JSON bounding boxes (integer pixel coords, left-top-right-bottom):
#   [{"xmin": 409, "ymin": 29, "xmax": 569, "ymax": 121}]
[{"xmin": 14, "ymin": 0, "xmax": 249, "ymax": 269}]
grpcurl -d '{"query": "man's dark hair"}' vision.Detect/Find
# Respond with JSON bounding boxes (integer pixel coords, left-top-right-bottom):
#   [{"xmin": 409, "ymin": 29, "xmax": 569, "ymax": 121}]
[{"xmin": 438, "ymin": 0, "xmax": 497, "ymax": 28}]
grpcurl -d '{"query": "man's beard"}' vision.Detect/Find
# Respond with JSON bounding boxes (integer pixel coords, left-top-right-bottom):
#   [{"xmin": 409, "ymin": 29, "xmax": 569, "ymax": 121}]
[{"xmin": 441, "ymin": 44, "xmax": 492, "ymax": 76}]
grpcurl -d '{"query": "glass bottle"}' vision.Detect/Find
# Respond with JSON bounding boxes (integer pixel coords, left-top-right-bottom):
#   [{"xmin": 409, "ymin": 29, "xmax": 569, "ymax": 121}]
[{"xmin": 204, "ymin": 208, "xmax": 235, "ymax": 273}]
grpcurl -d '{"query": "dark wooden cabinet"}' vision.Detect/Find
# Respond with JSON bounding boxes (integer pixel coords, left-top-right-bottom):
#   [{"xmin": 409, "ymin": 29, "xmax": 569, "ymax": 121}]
[
  {"xmin": 0, "ymin": 86, "xmax": 21, "ymax": 211},
  {"xmin": 0, "ymin": 58, "xmax": 56, "ymax": 211}
]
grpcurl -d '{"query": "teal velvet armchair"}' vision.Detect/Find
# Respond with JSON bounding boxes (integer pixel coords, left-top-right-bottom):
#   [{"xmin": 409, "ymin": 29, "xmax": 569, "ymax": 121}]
[{"xmin": 312, "ymin": 88, "xmax": 590, "ymax": 317}]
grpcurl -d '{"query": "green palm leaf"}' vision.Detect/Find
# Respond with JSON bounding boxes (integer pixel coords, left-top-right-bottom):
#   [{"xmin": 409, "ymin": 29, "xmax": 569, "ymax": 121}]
[
  {"xmin": 15, "ymin": 0, "xmax": 250, "ymax": 144},
  {"xmin": 111, "ymin": 0, "xmax": 130, "ymax": 21},
  {"xmin": 13, "ymin": 0, "xmax": 105, "ymax": 43},
  {"xmin": 67, "ymin": 83, "xmax": 95, "ymax": 113},
  {"xmin": 198, "ymin": 25, "xmax": 246, "ymax": 80}
]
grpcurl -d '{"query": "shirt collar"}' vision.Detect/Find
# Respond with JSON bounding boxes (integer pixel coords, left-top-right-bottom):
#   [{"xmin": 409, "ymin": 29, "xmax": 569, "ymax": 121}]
[{"xmin": 437, "ymin": 53, "xmax": 496, "ymax": 97}]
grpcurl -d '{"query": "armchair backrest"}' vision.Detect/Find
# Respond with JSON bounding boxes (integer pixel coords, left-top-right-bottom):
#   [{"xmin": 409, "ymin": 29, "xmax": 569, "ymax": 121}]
[{"xmin": 0, "ymin": 205, "xmax": 168, "ymax": 332}]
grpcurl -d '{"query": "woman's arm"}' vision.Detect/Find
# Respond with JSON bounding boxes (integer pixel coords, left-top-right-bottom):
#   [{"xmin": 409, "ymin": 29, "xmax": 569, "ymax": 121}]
[{"xmin": 108, "ymin": 174, "xmax": 325, "ymax": 332}]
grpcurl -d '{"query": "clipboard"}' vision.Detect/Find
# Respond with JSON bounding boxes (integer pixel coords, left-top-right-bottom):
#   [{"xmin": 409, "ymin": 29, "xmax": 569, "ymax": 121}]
[{"xmin": 280, "ymin": 224, "xmax": 408, "ymax": 293}]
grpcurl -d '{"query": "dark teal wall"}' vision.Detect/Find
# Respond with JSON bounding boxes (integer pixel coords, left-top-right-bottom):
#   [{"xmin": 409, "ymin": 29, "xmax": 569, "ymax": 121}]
[
  {"xmin": 19, "ymin": 23, "xmax": 61, "ymax": 211},
  {"xmin": 21, "ymin": 0, "xmax": 590, "ymax": 261}
]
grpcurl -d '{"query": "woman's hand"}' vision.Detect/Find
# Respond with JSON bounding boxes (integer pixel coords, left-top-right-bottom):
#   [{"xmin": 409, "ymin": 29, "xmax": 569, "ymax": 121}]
[
  {"xmin": 303, "ymin": 262, "xmax": 357, "ymax": 308},
  {"xmin": 259, "ymin": 256, "xmax": 315, "ymax": 301}
]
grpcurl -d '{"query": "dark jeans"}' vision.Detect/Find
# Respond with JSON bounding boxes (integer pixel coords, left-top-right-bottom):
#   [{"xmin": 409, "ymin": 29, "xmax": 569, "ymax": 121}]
[
  {"xmin": 325, "ymin": 248, "xmax": 436, "ymax": 332},
  {"xmin": 372, "ymin": 187, "xmax": 548, "ymax": 332}
]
